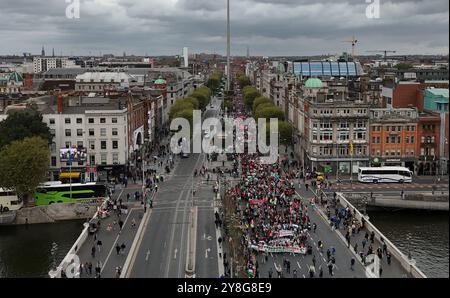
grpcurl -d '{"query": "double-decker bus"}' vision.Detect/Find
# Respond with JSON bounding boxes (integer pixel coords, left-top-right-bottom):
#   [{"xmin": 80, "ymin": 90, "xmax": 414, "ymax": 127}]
[
  {"xmin": 358, "ymin": 167, "xmax": 413, "ymax": 184},
  {"xmin": 34, "ymin": 182, "xmax": 107, "ymax": 206},
  {"xmin": 0, "ymin": 188, "xmax": 23, "ymax": 212}
]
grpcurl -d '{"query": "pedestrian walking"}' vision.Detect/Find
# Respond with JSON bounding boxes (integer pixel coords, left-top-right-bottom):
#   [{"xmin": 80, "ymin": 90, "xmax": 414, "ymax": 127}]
[
  {"xmin": 312, "ymin": 255, "xmax": 316, "ymax": 267},
  {"xmin": 116, "ymin": 244, "xmax": 121, "ymax": 255},
  {"xmin": 131, "ymin": 218, "xmax": 136, "ymax": 228},
  {"xmin": 327, "ymin": 261, "xmax": 334, "ymax": 276},
  {"xmin": 96, "ymin": 239, "xmax": 102, "ymax": 253},
  {"xmin": 88, "ymin": 262, "xmax": 93, "ymax": 275},
  {"xmin": 319, "ymin": 265, "xmax": 323, "ymax": 278},
  {"xmin": 120, "ymin": 242, "xmax": 126, "ymax": 255},
  {"xmin": 91, "ymin": 245, "xmax": 96, "ymax": 258},
  {"xmin": 351, "ymin": 258, "xmax": 355, "ymax": 271}
]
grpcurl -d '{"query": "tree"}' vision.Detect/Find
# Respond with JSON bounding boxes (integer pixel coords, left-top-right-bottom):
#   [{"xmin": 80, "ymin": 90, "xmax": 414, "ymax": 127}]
[
  {"xmin": 191, "ymin": 86, "xmax": 212, "ymax": 110},
  {"xmin": 0, "ymin": 109, "xmax": 52, "ymax": 150},
  {"xmin": 0, "ymin": 137, "xmax": 50, "ymax": 205},
  {"xmin": 255, "ymin": 103, "xmax": 275, "ymax": 115},
  {"xmin": 173, "ymin": 108, "xmax": 194, "ymax": 128},
  {"xmin": 255, "ymin": 106, "xmax": 285, "ymax": 121},
  {"xmin": 183, "ymin": 97, "xmax": 200, "ymax": 110},
  {"xmin": 265, "ymin": 121, "xmax": 293, "ymax": 146},
  {"xmin": 253, "ymin": 96, "xmax": 273, "ymax": 113},
  {"xmin": 169, "ymin": 101, "xmax": 195, "ymax": 120},
  {"xmin": 395, "ymin": 63, "xmax": 413, "ymax": 70},
  {"xmin": 238, "ymin": 75, "xmax": 251, "ymax": 88},
  {"xmin": 207, "ymin": 71, "xmax": 223, "ymax": 91},
  {"xmin": 243, "ymin": 87, "xmax": 260, "ymax": 109}
]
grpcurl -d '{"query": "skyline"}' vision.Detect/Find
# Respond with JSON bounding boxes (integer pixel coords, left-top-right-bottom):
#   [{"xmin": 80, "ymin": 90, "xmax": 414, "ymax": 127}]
[{"xmin": 0, "ymin": 0, "xmax": 448, "ymax": 57}]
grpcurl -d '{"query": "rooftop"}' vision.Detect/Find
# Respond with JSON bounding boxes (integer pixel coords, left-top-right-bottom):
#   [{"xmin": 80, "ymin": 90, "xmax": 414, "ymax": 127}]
[{"xmin": 425, "ymin": 88, "xmax": 449, "ymax": 98}]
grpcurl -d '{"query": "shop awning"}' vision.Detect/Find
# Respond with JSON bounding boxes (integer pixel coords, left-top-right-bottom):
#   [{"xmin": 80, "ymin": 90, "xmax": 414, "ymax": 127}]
[{"xmin": 59, "ymin": 172, "xmax": 81, "ymax": 179}]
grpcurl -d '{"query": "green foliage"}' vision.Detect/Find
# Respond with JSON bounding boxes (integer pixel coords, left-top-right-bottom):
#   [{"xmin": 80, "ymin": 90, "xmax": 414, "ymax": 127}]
[
  {"xmin": 238, "ymin": 75, "xmax": 251, "ymax": 88},
  {"xmin": 207, "ymin": 71, "xmax": 223, "ymax": 91},
  {"xmin": 255, "ymin": 103, "xmax": 275, "ymax": 115},
  {"xmin": 183, "ymin": 97, "xmax": 200, "ymax": 110},
  {"xmin": 0, "ymin": 109, "xmax": 52, "ymax": 150},
  {"xmin": 395, "ymin": 63, "xmax": 413, "ymax": 70},
  {"xmin": 169, "ymin": 101, "xmax": 195, "ymax": 120},
  {"xmin": 191, "ymin": 86, "xmax": 212, "ymax": 110},
  {"xmin": 242, "ymin": 86, "xmax": 260, "ymax": 109},
  {"xmin": 252, "ymin": 96, "xmax": 273, "ymax": 113},
  {"xmin": 173, "ymin": 108, "xmax": 194, "ymax": 127},
  {"xmin": 255, "ymin": 106, "xmax": 285, "ymax": 121},
  {"xmin": 265, "ymin": 121, "xmax": 293, "ymax": 146},
  {"xmin": 0, "ymin": 137, "xmax": 50, "ymax": 203}
]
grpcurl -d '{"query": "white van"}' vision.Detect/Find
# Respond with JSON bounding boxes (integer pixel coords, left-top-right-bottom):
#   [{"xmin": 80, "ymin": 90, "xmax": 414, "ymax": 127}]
[{"xmin": 0, "ymin": 188, "xmax": 23, "ymax": 212}]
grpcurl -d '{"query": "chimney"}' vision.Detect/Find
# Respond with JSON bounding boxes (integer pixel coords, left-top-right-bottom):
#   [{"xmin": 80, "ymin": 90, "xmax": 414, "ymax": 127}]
[{"xmin": 57, "ymin": 95, "xmax": 63, "ymax": 114}]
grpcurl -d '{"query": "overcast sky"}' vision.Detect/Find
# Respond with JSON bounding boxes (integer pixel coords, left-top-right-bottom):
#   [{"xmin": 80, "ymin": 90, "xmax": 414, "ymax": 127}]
[{"xmin": 1, "ymin": 0, "xmax": 448, "ymax": 56}]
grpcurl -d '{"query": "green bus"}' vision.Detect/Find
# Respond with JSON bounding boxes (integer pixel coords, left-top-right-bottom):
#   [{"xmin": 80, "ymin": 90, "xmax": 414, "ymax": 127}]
[{"xmin": 35, "ymin": 182, "xmax": 107, "ymax": 206}]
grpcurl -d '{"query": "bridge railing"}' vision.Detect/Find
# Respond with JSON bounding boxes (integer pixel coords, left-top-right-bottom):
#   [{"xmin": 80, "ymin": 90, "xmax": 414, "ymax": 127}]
[
  {"xmin": 336, "ymin": 192, "xmax": 427, "ymax": 278},
  {"xmin": 48, "ymin": 198, "xmax": 110, "ymax": 278}
]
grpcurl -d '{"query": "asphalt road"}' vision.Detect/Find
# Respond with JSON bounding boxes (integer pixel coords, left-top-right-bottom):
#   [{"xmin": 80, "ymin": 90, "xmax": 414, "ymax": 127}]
[{"xmin": 129, "ymin": 97, "xmax": 222, "ymax": 278}]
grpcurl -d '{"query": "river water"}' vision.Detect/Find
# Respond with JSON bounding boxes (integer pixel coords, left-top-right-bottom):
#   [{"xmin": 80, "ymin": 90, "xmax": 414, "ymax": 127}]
[
  {"xmin": 369, "ymin": 211, "xmax": 449, "ymax": 278},
  {"xmin": 0, "ymin": 213, "xmax": 448, "ymax": 278},
  {"xmin": 0, "ymin": 220, "xmax": 85, "ymax": 278}
]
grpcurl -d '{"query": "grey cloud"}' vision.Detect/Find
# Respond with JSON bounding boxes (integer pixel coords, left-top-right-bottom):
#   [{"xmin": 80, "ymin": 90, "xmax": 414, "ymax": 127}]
[{"xmin": 0, "ymin": 0, "xmax": 448, "ymax": 56}]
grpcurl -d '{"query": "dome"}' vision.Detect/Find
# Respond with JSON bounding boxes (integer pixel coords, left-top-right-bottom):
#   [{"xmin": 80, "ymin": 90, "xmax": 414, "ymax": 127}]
[
  {"xmin": 304, "ymin": 78, "xmax": 323, "ymax": 88},
  {"xmin": 154, "ymin": 77, "xmax": 166, "ymax": 85}
]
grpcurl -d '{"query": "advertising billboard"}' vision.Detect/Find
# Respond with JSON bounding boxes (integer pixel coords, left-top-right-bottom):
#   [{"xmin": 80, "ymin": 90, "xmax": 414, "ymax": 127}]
[{"xmin": 59, "ymin": 147, "xmax": 87, "ymax": 162}]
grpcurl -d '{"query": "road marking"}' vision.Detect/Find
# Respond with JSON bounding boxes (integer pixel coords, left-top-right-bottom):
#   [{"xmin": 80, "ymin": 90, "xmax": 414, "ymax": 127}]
[
  {"xmin": 297, "ymin": 261, "xmax": 301, "ymax": 269},
  {"xmin": 101, "ymin": 208, "xmax": 133, "ymax": 274},
  {"xmin": 303, "ymin": 274, "xmax": 306, "ymax": 278},
  {"xmin": 174, "ymin": 248, "xmax": 178, "ymax": 259},
  {"xmin": 145, "ymin": 249, "xmax": 150, "ymax": 262},
  {"xmin": 205, "ymin": 248, "xmax": 211, "ymax": 259}
]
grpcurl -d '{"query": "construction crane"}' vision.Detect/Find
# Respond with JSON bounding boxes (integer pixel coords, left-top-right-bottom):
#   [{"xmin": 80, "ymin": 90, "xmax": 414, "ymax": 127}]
[
  {"xmin": 367, "ymin": 50, "xmax": 397, "ymax": 61},
  {"xmin": 342, "ymin": 36, "xmax": 358, "ymax": 59}
]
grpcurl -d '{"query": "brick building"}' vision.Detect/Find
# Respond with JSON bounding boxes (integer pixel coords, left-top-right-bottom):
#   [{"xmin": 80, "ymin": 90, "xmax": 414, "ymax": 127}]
[{"xmin": 369, "ymin": 108, "xmax": 418, "ymax": 172}]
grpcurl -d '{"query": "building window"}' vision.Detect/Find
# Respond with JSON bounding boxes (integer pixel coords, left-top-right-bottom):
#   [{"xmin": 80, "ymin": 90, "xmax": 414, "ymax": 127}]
[
  {"xmin": 77, "ymin": 129, "xmax": 83, "ymax": 137},
  {"xmin": 65, "ymin": 118, "xmax": 71, "ymax": 124},
  {"xmin": 51, "ymin": 156, "xmax": 57, "ymax": 167},
  {"xmin": 411, "ymin": 126, "xmax": 415, "ymax": 132},
  {"xmin": 377, "ymin": 137, "xmax": 380, "ymax": 143},
  {"xmin": 101, "ymin": 154, "xmax": 107, "ymax": 165},
  {"xmin": 391, "ymin": 136, "xmax": 396, "ymax": 144},
  {"xmin": 112, "ymin": 118, "xmax": 118, "ymax": 124},
  {"xmin": 112, "ymin": 141, "xmax": 118, "ymax": 150},
  {"xmin": 89, "ymin": 129, "xmax": 95, "ymax": 136},
  {"xmin": 100, "ymin": 128, "xmax": 106, "ymax": 137},
  {"xmin": 112, "ymin": 153, "xmax": 119, "ymax": 164},
  {"xmin": 391, "ymin": 150, "xmax": 396, "ymax": 156},
  {"xmin": 339, "ymin": 132, "xmax": 349, "ymax": 141},
  {"xmin": 101, "ymin": 141, "xmax": 107, "ymax": 150},
  {"xmin": 49, "ymin": 118, "xmax": 55, "ymax": 125},
  {"xmin": 77, "ymin": 141, "xmax": 83, "ymax": 148},
  {"xmin": 88, "ymin": 118, "xmax": 94, "ymax": 124},
  {"xmin": 100, "ymin": 118, "xmax": 106, "ymax": 124},
  {"xmin": 386, "ymin": 137, "xmax": 389, "ymax": 144},
  {"xmin": 386, "ymin": 126, "xmax": 389, "ymax": 132},
  {"xmin": 372, "ymin": 137, "xmax": 376, "ymax": 144},
  {"xmin": 65, "ymin": 129, "xmax": 71, "ymax": 137},
  {"xmin": 421, "ymin": 136, "xmax": 425, "ymax": 143},
  {"xmin": 398, "ymin": 137, "xmax": 401, "ymax": 144},
  {"xmin": 65, "ymin": 141, "xmax": 71, "ymax": 149},
  {"xmin": 411, "ymin": 136, "xmax": 415, "ymax": 144},
  {"xmin": 89, "ymin": 141, "xmax": 95, "ymax": 150},
  {"xmin": 112, "ymin": 128, "xmax": 118, "ymax": 136}
]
